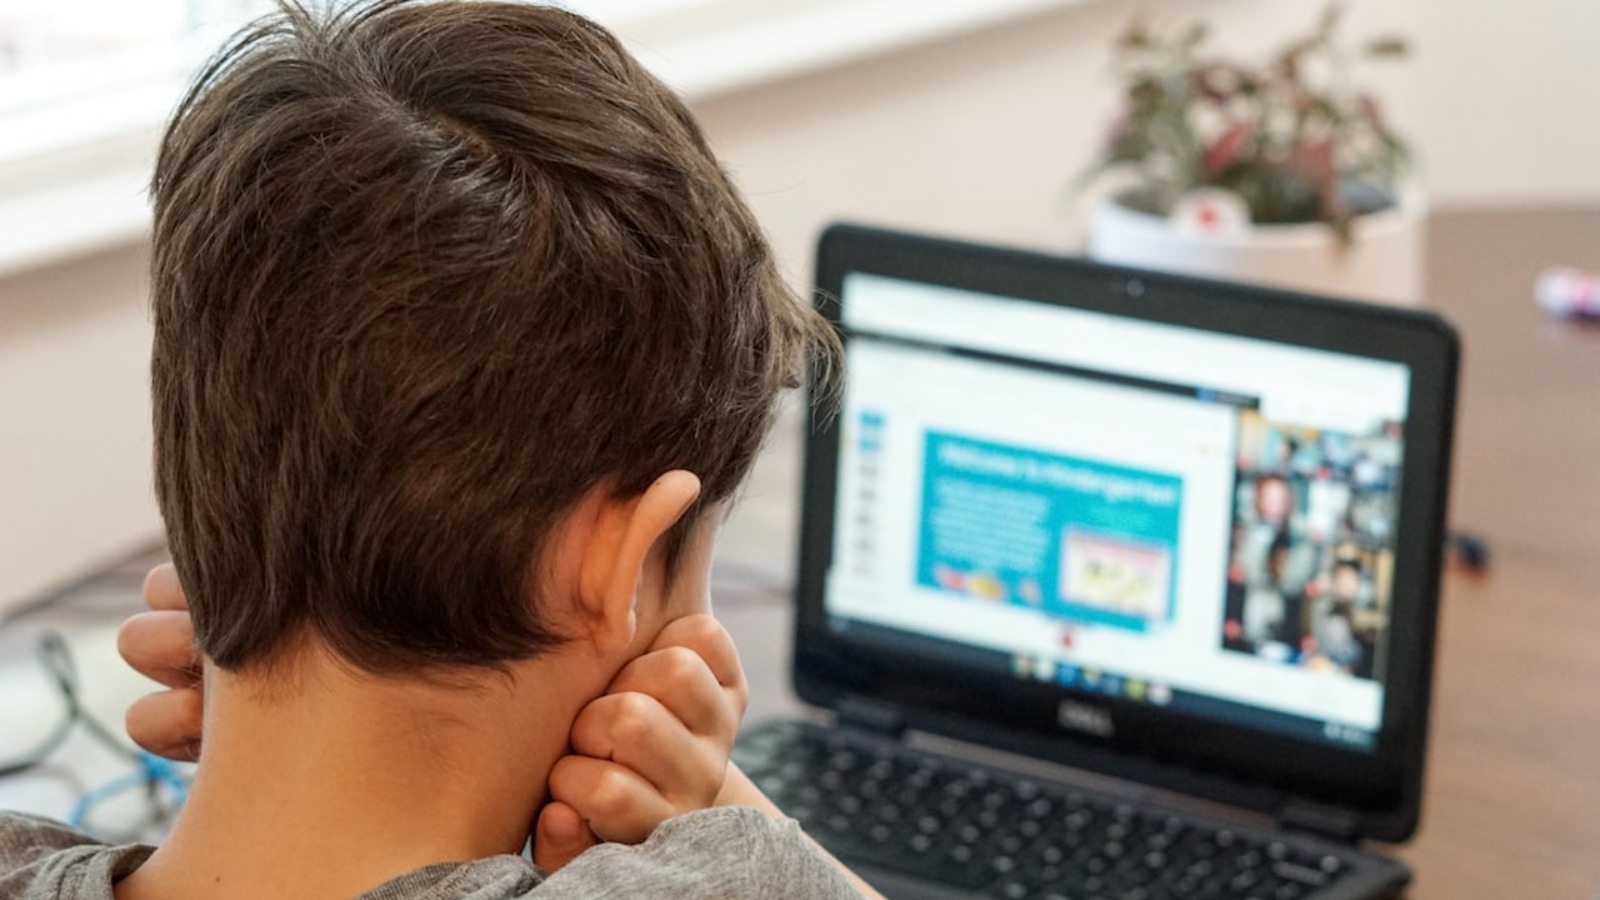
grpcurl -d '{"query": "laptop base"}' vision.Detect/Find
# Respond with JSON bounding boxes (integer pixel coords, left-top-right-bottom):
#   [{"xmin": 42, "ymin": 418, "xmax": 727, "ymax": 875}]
[{"xmin": 735, "ymin": 720, "xmax": 1410, "ymax": 900}]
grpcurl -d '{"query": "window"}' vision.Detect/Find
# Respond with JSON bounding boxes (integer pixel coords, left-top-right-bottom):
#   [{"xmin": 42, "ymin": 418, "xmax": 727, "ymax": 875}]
[
  {"xmin": 0, "ymin": 0, "xmax": 714, "ymax": 166},
  {"xmin": 0, "ymin": 0, "xmax": 1082, "ymax": 275},
  {"xmin": 0, "ymin": 0, "xmax": 262, "ymax": 164}
]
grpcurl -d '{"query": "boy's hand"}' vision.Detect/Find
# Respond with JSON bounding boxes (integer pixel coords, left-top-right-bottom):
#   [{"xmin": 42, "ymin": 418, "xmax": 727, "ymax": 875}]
[
  {"xmin": 118, "ymin": 564, "xmax": 205, "ymax": 761},
  {"xmin": 534, "ymin": 614, "xmax": 749, "ymax": 868}
]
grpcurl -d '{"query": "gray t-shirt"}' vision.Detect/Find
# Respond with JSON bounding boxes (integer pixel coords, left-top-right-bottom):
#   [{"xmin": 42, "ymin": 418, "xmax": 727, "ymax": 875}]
[{"xmin": 0, "ymin": 807, "xmax": 859, "ymax": 899}]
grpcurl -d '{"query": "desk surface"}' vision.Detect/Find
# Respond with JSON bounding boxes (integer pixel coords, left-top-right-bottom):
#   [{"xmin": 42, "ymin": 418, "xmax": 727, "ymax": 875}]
[
  {"xmin": 2, "ymin": 209, "xmax": 1597, "ymax": 897},
  {"xmin": 1382, "ymin": 210, "xmax": 1600, "ymax": 898}
]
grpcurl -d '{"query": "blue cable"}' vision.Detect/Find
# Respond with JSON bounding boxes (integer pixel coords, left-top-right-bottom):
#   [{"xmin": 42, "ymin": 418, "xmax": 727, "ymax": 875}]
[{"xmin": 67, "ymin": 752, "xmax": 190, "ymax": 833}]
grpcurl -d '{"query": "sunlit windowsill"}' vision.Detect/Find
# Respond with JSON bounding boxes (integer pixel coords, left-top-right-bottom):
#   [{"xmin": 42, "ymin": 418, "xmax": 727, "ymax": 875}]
[{"xmin": 0, "ymin": 0, "xmax": 1084, "ymax": 280}]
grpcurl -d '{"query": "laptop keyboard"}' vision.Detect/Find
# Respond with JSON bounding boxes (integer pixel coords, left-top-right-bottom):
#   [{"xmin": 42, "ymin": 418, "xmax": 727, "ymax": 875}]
[{"xmin": 734, "ymin": 721, "xmax": 1358, "ymax": 900}]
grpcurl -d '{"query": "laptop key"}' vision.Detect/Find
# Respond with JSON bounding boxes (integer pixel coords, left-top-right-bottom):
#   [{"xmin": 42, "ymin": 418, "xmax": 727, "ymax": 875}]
[
  {"xmin": 995, "ymin": 881, "xmax": 1031, "ymax": 899},
  {"xmin": 1272, "ymin": 860, "xmax": 1330, "ymax": 887}
]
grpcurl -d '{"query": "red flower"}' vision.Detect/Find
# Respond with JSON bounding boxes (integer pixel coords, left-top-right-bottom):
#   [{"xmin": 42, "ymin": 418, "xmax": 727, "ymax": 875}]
[
  {"xmin": 1203, "ymin": 121, "xmax": 1253, "ymax": 178},
  {"xmin": 1191, "ymin": 64, "xmax": 1230, "ymax": 103},
  {"xmin": 1292, "ymin": 138, "xmax": 1336, "ymax": 189},
  {"xmin": 1358, "ymin": 92, "xmax": 1386, "ymax": 127}
]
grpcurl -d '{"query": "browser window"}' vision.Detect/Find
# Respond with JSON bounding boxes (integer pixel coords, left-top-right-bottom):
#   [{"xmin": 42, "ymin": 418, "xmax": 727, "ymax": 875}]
[{"xmin": 824, "ymin": 273, "xmax": 1411, "ymax": 752}]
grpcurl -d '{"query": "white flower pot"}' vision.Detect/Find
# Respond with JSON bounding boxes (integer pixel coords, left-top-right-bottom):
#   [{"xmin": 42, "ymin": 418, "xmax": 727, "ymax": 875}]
[{"xmin": 1086, "ymin": 195, "xmax": 1426, "ymax": 306}]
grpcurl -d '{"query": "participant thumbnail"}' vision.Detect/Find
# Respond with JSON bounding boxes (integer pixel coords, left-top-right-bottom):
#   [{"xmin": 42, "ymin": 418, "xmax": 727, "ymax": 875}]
[{"xmin": 1219, "ymin": 411, "xmax": 1401, "ymax": 681}]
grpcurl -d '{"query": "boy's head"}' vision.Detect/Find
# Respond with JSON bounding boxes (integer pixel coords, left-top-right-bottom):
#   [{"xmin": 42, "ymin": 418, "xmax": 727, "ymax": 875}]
[{"xmin": 149, "ymin": 0, "xmax": 837, "ymax": 676}]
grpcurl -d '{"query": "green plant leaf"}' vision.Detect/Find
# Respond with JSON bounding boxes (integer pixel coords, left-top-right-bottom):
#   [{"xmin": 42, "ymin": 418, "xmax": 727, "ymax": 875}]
[
  {"xmin": 1118, "ymin": 14, "xmax": 1153, "ymax": 51},
  {"xmin": 1364, "ymin": 37, "xmax": 1409, "ymax": 58},
  {"xmin": 1317, "ymin": 3, "xmax": 1346, "ymax": 44}
]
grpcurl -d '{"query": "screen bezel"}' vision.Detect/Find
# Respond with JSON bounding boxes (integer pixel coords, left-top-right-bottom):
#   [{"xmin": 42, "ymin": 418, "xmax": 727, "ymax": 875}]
[{"xmin": 792, "ymin": 223, "xmax": 1457, "ymax": 843}]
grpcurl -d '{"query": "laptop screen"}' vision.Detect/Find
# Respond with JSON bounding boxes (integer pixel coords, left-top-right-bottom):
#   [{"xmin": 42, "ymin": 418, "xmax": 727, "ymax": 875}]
[{"xmin": 823, "ymin": 271, "xmax": 1412, "ymax": 755}]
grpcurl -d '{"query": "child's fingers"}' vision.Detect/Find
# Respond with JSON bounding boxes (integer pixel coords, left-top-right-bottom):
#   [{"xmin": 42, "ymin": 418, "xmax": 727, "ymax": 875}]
[
  {"xmin": 124, "ymin": 687, "xmax": 204, "ymax": 762},
  {"xmin": 627, "ymin": 615, "xmax": 748, "ymax": 715},
  {"xmin": 547, "ymin": 754, "xmax": 677, "ymax": 845},
  {"xmin": 647, "ymin": 615, "xmax": 745, "ymax": 688},
  {"xmin": 532, "ymin": 801, "xmax": 599, "ymax": 872},
  {"xmin": 567, "ymin": 691, "xmax": 727, "ymax": 803},
  {"xmin": 118, "ymin": 611, "xmax": 201, "ymax": 690},
  {"xmin": 143, "ymin": 564, "xmax": 189, "ymax": 612},
  {"xmin": 605, "ymin": 644, "xmax": 742, "ymax": 739},
  {"xmin": 121, "ymin": 566, "xmax": 204, "ymax": 763}
]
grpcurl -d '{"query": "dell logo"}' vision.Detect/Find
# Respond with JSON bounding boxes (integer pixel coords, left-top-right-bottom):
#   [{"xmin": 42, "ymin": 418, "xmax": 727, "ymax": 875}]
[{"xmin": 1057, "ymin": 699, "xmax": 1115, "ymax": 738}]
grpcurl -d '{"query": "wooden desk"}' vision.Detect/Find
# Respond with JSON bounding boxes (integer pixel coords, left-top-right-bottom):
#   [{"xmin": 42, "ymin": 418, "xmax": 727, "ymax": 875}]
[
  {"xmin": 715, "ymin": 209, "xmax": 1600, "ymax": 899},
  {"xmin": 1389, "ymin": 210, "xmax": 1600, "ymax": 898}
]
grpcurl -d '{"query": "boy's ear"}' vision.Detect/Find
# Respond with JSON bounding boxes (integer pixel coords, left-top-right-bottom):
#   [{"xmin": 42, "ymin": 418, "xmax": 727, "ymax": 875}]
[{"xmin": 575, "ymin": 470, "xmax": 701, "ymax": 653}]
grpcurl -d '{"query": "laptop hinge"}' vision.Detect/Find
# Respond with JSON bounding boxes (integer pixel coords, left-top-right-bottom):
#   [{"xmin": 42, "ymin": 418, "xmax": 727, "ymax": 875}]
[
  {"xmin": 1278, "ymin": 799, "xmax": 1362, "ymax": 845},
  {"xmin": 834, "ymin": 695, "xmax": 907, "ymax": 739}
]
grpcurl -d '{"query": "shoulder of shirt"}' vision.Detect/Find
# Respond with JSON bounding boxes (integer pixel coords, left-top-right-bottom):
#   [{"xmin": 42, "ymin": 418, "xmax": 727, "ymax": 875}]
[
  {"xmin": 649, "ymin": 805, "xmax": 816, "ymax": 864},
  {"xmin": 0, "ymin": 812, "xmax": 148, "ymax": 900},
  {"xmin": 0, "ymin": 812, "xmax": 105, "ymax": 864},
  {"xmin": 530, "ymin": 807, "xmax": 857, "ymax": 900}
]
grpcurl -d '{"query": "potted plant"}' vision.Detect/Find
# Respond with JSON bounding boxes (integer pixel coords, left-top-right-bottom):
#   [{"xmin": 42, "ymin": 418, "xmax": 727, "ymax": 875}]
[{"xmin": 1081, "ymin": 5, "xmax": 1421, "ymax": 304}]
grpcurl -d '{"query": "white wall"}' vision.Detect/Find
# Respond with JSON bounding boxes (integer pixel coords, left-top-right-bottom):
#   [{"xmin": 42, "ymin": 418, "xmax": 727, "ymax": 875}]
[
  {"xmin": 1411, "ymin": 0, "xmax": 1600, "ymax": 205},
  {"xmin": 1, "ymin": 0, "xmax": 1595, "ymax": 609},
  {"xmin": 0, "ymin": 244, "xmax": 159, "ymax": 611}
]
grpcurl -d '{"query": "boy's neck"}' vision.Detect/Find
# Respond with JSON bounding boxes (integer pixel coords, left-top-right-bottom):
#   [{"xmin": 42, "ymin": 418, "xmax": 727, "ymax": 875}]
[{"xmin": 116, "ymin": 647, "xmax": 594, "ymax": 900}]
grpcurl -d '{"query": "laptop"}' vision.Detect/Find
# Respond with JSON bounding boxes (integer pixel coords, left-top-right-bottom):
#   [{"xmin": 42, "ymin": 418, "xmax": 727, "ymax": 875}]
[{"xmin": 731, "ymin": 223, "xmax": 1459, "ymax": 900}]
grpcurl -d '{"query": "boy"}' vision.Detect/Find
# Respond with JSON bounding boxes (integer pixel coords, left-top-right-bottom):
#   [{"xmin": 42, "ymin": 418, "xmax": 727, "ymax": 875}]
[{"xmin": 0, "ymin": 1, "xmax": 879, "ymax": 897}]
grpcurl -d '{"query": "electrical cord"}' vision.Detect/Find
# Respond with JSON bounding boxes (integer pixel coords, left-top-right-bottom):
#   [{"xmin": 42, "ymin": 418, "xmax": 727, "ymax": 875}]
[
  {"xmin": 0, "ymin": 631, "xmax": 190, "ymax": 838},
  {"xmin": 67, "ymin": 753, "xmax": 189, "ymax": 836},
  {"xmin": 0, "ymin": 632, "xmax": 124, "ymax": 779}
]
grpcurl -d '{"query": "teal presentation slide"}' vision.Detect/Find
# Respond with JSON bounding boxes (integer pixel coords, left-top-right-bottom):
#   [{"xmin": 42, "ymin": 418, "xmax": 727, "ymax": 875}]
[{"xmin": 916, "ymin": 432, "xmax": 1184, "ymax": 632}]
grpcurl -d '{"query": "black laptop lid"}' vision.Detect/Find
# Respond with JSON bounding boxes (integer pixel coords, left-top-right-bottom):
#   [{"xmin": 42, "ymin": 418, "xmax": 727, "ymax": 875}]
[{"xmin": 793, "ymin": 223, "xmax": 1457, "ymax": 843}]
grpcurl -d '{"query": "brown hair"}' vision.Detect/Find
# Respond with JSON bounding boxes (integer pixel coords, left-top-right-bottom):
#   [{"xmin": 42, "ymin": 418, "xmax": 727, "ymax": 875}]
[{"xmin": 150, "ymin": 0, "xmax": 837, "ymax": 675}]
